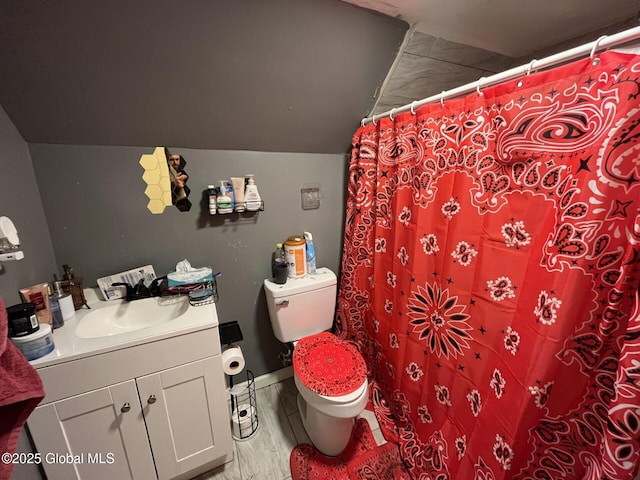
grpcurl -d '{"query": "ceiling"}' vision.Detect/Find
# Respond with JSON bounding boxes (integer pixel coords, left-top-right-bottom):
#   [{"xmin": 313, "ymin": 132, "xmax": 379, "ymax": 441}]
[
  {"xmin": 0, "ymin": 0, "xmax": 406, "ymax": 153},
  {"xmin": 344, "ymin": 0, "xmax": 640, "ymax": 57},
  {"xmin": 1, "ymin": 0, "xmax": 639, "ymax": 154}
]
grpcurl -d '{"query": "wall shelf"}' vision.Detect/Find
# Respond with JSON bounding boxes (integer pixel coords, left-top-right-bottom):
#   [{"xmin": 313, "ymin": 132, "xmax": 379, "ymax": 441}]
[{"xmin": 211, "ymin": 201, "xmax": 264, "ymax": 215}]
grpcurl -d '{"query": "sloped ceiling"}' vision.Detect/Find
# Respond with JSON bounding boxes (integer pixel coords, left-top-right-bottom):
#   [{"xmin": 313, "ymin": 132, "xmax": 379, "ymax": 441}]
[
  {"xmin": 0, "ymin": 0, "xmax": 407, "ymax": 153},
  {"xmin": 2, "ymin": 0, "xmax": 638, "ymax": 154},
  {"xmin": 343, "ymin": 0, "xmax": 640, "ymax": 57}
]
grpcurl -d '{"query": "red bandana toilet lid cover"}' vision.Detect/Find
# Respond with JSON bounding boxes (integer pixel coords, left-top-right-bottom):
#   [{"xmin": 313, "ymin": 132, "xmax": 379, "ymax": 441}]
[{"xmin": 293, "ymin": 332, "xmax": 367, "ymax": 397}]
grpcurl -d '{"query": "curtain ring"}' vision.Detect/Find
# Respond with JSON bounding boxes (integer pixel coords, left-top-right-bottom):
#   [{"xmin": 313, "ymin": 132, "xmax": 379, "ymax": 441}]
[
  {"xmin": 526, "ymin": 59, "xmax": 537, "ymax": 75},
  {"xmin": 590, "ymin": 35, "xmax": 607, "ymax": 65},
  {"xmin": 389, "ymin": 108, "xmax": 395, "ymax": 121},
  {"xmin": 410, "ymin": 101, "xmax": 417, "ymax": 115},
  {"xmin": 476, "ymin": 77, "xmax": 486, "ymax": 96},
  {"xmin": 440, "ymin": 91, "xmax": 446, "ymax": 107}
]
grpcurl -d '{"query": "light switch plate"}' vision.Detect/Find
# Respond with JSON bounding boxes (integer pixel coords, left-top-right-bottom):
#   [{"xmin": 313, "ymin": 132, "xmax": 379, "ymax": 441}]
[{"xmin": 301, "ymin": 187, "xmax": 320, "ymax": 210}]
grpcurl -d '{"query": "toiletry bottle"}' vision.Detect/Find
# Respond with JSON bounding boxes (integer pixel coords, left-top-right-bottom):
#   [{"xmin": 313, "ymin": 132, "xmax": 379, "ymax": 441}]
[
  {"xmin": 54, "ymin": 281, "xmax": 75, "ymax": 321},
  {"xmin": 272, "ymin": 242, "xmax": 285, "ymax": 273},
  {"xmin": 48, "ymin": 283, "xmax": 64, "ymax": 329},
  {"xmin": 273, "ymin": 243, "xmax": 287, "ymax": 284},
  {"xmin": 208, "ymin": 184, "xmax": 217, "ymax": 215},
  {"xmin": 62, "ymin": 264, "xmax": 88, "ymax": 310},
  {"xmin": 244, "ymin": 174, "xmax": 262, "ymax": 211},
  {"xmin": 224, "ymin": 182, "xmax": 235, "ymax": 211},
  {"xmin": 303, "ymin": 232, "xmax": 317, "ymax": 274},
  {"xmin": 276, "ymin": 243, "xmax": 286, "ymax": 265},
  {"xmin": 230, "ymin": 177, "xmax": 246, "ymax": 212},
  {"xmin": 216, "ymin": 181, "xmax": 233, "ymax": 214}
]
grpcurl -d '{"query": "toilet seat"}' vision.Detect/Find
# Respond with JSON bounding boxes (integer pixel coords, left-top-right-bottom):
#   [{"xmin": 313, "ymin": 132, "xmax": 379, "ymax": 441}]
[{"xmin": 293, "ymin": 332, "xmax": 367, "ymax": 397}]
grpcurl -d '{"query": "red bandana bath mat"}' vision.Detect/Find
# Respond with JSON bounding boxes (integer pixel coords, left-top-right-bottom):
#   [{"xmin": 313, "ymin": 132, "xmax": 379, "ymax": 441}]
[
  {"xmin": 293, "ymin": 332, "xmax": 366, "ymax": 396},
  {"xmin": 290, "ymin": 418, "xmax": 375, "ymax": 480},
  {"xmin": 347, "ymin": 442, "xmax": 411, "ymax": 479}
]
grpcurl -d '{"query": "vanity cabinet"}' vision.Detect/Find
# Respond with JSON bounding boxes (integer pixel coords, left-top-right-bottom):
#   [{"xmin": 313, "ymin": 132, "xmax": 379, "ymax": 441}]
[
  {"xmin": 28, "ymin": 326, "xmax": 233, "ymax": 480},
  {"xmin": 28, "ymin": 380, "xmax": 157, "ymax": 480},
  {"xmin": 137, "ymin": 357, "xmax": 229, "ymax": 480}
]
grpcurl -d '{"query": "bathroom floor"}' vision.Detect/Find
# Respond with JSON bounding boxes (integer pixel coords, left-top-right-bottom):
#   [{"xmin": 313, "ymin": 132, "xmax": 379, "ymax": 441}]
[{"xmin": 191, "ymin": 377, "xmax": 386, "ymax": 480}]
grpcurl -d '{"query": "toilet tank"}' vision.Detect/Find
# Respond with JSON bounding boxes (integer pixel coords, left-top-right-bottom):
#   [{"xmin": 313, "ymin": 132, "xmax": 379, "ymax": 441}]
[{"xmin": 263, "ymin": 267, "xmax": 337, "ymax": 343}]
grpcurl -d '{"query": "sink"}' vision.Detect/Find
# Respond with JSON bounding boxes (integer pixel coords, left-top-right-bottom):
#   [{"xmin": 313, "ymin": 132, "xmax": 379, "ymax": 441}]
[{"xmin": 75, "ymin": 296, "xmax": 190, "ymax": 338}]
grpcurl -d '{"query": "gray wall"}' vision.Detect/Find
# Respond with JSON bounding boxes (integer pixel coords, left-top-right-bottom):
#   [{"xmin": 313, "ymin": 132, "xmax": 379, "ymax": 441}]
[
  {"xmin": 0, "ymin": 107, "xmax": 53, "ymax": 480},
  {"xmin": 0, "ymin": 107, "xmax": 57, "ymax": 305},
  {"xmin": 30, "ymin": 144, "xmax": 347, "ymax": 376}
]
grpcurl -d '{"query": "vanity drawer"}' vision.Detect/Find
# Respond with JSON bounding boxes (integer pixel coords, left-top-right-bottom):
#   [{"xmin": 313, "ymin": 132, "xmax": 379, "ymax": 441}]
[{"xmin": 37, "ymin": 326, "xmax": 220, "ymax": 404}]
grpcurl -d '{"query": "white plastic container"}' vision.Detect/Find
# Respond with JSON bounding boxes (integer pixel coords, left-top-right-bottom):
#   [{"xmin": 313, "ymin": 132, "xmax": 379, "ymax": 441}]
[{"xmin": 10, "ymin": 323, "xmax": 55, "ymax": 361}]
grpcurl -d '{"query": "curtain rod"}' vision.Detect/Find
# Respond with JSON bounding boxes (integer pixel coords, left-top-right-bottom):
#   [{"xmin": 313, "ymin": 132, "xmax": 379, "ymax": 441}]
[{"xmin": 362, "ymin": 25, "xmax": 640, "ymax": 126}]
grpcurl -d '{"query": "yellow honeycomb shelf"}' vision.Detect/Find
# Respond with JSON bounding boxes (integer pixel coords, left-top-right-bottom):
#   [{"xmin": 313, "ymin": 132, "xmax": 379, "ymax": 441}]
[{"xmin": 139, "ymin": 147, "xmax": 172, "ymax": 214}]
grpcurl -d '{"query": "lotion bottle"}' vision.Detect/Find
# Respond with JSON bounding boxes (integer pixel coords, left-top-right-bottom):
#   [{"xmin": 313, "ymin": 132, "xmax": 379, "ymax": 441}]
[{"xmin": 244, "ymin": 175, "xmax": 262, "ymax": 211}]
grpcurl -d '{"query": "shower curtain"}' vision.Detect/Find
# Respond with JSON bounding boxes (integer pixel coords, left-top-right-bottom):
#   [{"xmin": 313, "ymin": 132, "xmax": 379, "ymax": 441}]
[{"xmin": 336, "ymin": 49, "xmax": 640, "ymax": 479}]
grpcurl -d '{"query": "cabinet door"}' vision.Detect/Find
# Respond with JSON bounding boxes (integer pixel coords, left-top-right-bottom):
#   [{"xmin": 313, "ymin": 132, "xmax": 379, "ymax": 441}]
[
  {"xmin": 136, "ymin": 356, "xmax": 232, "ymax": 480},
  {"xmin": 28, "ymin": 380, "xmax": 157, "ymax": 480}
]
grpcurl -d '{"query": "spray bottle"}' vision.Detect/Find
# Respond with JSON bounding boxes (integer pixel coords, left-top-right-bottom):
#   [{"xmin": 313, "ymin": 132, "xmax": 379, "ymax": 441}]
[{"xmin": 303, "ymin": 232, "xmax": 316, "ymax": 274}]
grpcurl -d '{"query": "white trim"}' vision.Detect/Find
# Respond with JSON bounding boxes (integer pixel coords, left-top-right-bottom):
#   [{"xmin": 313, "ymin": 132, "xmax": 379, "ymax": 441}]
[
  {"xmin": 253, "ymin": 366, "xmax": 293, "ymax": 390},
  {"xmin": 226, "ymin": 366, "xmax": 293, "ymax": 398}
]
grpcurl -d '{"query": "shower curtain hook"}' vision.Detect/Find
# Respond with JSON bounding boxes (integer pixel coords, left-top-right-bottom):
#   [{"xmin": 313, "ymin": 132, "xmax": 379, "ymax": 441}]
[
  {"xmin": 476, "ymin": 77, "xmax": 486, "ymax": 96},
  {"xmin": 389, "ymin": 108, "xmax": 395, "ymax": 121},
  {"xmin": 526, "ymin": 59, "xmax": 537, "ymax": 75},
  {"xmin": 372, "ymin": 115, "xmax": 377, "ymax": 126},
  {"xmin": 410, "ymin": 101, "xmax": 417, "ymax": 115},
  {"xmin": 590, "ymin": 35, "xmax": 607, "ymax": 65},
  {"xmin": 361, "ymin": 118, "xmax": 366, "ymax": 127},
  {"xmin": 440, "ymin": 91, "xmax": 446, "ymax": 107}
]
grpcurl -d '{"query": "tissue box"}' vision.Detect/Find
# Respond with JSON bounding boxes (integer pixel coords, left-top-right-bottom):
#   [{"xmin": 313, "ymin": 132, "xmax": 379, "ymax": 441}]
[
  {"xmin": 97, "ymin": 265, "xmax": 156, "ymax": 300},
  {"xmin": 167, "ymin": 266, "xmax": 213, "ymax": 286}
]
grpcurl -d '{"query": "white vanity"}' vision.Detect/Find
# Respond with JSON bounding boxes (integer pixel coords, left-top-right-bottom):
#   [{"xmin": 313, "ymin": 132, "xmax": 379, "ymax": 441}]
[{"xmin": 26, "ymin": 290, "xmax": 233, "ymax": 480}]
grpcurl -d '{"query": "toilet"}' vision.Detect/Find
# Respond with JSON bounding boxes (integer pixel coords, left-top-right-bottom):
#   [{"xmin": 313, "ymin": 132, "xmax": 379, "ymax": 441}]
[{"xmin": 264, "ymin": 267, "xmax": 368, "ymax": 456}]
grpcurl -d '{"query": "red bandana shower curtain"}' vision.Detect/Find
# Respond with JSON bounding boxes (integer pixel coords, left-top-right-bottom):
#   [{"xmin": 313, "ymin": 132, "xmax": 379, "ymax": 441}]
[{"xmin": 336, "ymin": 49, "xmax": 640, "ymax": 479}]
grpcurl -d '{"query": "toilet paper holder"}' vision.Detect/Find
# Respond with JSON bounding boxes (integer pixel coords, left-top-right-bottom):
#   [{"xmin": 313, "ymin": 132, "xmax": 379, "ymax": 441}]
[{"xmin": 228, "ymin": 370, "xmax": 259, "ymax": 441}]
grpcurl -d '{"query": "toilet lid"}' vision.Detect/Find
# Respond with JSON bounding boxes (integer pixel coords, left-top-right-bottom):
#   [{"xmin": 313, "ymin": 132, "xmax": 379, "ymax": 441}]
[{"xmin": 293, "ymin": 332, "xmax": 367, "ymax": 397}]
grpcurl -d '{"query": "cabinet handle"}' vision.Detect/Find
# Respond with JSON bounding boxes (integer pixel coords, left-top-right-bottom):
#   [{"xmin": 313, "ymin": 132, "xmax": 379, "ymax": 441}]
[
  {"xmin": 276, "ymin": 300, "xmax": 289, "ymax": 306},
  {"xmin": 121, "ymin": 402, "xmax": 131, "ymax": 413},
  {"xmin": 147, "ymin": 395, "xmax": 157, "ymax": 404}
]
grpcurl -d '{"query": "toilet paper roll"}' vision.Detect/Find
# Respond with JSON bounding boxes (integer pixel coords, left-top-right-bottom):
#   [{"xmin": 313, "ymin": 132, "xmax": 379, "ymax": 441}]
[
  {"xmin": 231, "ymin": 404, "xmax": 258, "ymax": 440},
  {"xmin": 222, "ymin": 344, "xmax": 245, "ymax": 375}
]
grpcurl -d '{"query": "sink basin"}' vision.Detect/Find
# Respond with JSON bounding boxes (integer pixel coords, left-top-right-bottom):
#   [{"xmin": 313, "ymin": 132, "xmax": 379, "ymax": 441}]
[{"xmin": 75, "ymin": 296, "xmax": 190, "ymax": 338}]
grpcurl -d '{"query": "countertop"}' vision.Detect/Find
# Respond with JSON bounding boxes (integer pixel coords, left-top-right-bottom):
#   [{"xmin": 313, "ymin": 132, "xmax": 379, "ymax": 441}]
[{"xmin": 29, "ymin": 288, "xmax": 219, "ymax": 369}]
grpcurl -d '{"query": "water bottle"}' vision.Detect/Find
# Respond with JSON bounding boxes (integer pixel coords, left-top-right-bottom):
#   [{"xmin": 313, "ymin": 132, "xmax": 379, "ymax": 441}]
[{"xmin": 273, "ymin": 243, "xmax": 287, "ymax": 284}]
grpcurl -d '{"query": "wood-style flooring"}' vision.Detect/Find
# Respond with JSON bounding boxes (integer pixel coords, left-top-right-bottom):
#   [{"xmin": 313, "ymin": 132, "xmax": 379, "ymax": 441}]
[{"xmin": 191, "ymin": 377, "xmax": 385, "ymax": 480}]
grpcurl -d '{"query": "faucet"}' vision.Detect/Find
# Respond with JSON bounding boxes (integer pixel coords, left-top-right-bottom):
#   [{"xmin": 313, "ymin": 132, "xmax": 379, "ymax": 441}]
[
  {"xmin": 112, "ymin": 279, "xmax": 151, "ymax": 301},
  {"xmin": 149, "ymin": 276, "xmax": 167, "ymax": 297}
]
